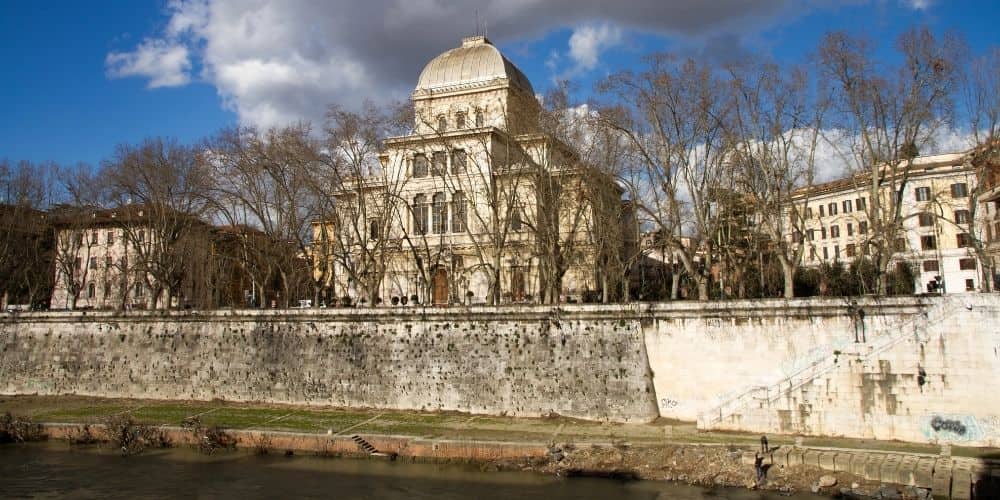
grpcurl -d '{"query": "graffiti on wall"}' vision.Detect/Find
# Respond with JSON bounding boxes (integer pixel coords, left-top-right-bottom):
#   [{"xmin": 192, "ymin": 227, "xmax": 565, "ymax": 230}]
[{"xmin": 921, "ymin": 414, "xmax": 1000, "ymax": 443}]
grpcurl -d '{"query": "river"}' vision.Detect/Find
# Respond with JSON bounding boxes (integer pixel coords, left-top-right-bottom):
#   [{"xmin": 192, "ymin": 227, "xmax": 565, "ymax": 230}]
[{"xmin": 0, "ymin": 443, "xmax": 827, "ymax": 499}]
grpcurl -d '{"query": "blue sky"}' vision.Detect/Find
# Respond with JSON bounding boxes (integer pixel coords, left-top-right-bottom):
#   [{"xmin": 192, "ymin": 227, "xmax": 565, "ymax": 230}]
[{"xmin": 2, "ymin": 1, "xmax": 998, "ymax": 167}]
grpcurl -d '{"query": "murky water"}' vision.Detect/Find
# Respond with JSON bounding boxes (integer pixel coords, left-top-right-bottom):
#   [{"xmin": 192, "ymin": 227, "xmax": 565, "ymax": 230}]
[{"xmin": 0, "ymin": 443, "xmax": 826, "ymax": 499}]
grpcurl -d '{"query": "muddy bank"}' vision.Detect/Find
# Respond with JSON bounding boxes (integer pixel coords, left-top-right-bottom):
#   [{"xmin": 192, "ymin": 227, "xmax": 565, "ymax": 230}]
[{"xmin": 25, "ymin": 423, "xmax": 950, "ymax": 499}]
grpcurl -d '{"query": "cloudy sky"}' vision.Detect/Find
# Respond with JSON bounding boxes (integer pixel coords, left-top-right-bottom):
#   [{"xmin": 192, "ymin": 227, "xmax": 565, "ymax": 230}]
[{"xmin": 2, "ymin": 0, "xmax": 998, "ymax": 167}]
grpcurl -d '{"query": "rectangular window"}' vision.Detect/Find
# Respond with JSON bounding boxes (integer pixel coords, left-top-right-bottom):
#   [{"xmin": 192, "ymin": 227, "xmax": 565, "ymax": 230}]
[
  {"xmin": 451, "ymin": 192, "xmax": 467, "ymax": 232},
  {"xmin": 807, "ymin": 229, "xmax": 815, "ymax": 241},
  {"xmin": 819, "ymin": 205, "xmax": 825, "ymax": 217},
  {"xmin": 432, "ymin": 151, "xmax": 447, "ymax": 176},
  {"xmin": 918, "ymin": 212, "xmax": 934, "ymax": 227},
  {"xmin": 413, "ymin": 154, "xmax": 428, "ymax": 177},
  {"xmin": 510, "ymin": 206, "xmax": 523, "ymax": 231},
  {"xmin": 896, "ymin": 237, "xmax": 908, "ymax": 252},
  {"xmin": 74, "ymin": 257, "xmax": 81, "ymax": 271},
  {"xmin": 822, "ymin": 247, "xmax": 829, "ymax": 260},
  {"xmin": 954, "ymin": 209, "xmax": 970, "ymax": 224},
  {"xmin": 89, "ymin": 257, "xmax": 97, "ymax": 269},
  {"xmin": 451, "ymin": 150, "xmax": 467, "ymax": 174},
  {"xmin": 828, "ymin": 202, "xmax": 838, "ymax": 215},
  {"xmin": 821, "ymin": 227, "xmax": 827, "ymax": 239},
  {"xmin": 846, "ymin": 243, "xmax": 856, "ymax": 257},
  {"xmin": 105, "ymin": 255, "xmax": 112, "ymax": 268},
  {"xmin": 87, "ymin": 283, "xmax": 96, "ymax": 299},
  {"xmin": 956, "ymin": 233, "xmax": 972, "ymax": 248},
  {"xmin": 856, "ymin": 197, "xmax": 866, "ymax": 211},
  {"xmin": 91, "ymin": 231, "xmax": 99, "ymax": 245},
  {"xmin": 432, "ymin": 193, "xmax": 447, "ymax": 234},
  {"xmin": 369, "ymin": 218, "xmax": 380, "ymax": 240},
  {"xmin": 859, "ymin": 221, "xmax": 868, "ymax": 234},
  {"xmin": 959, "ymin": 258, "xmax": 977, "ymax": 270},
  {"xmin": 923, "ymin": 260, "xmax": 940, "ymax": 272},
  {"xmin": 106, "ymin": 231, "xmax": 114, "ymax": 245},
  {"xmin": 834, "ymin": 245, "xmax": 840, "ymax": 259},
  {"xmin": 847, "ymin": 223, "xmax": 854, "ymax": 236},
  {"xmin": 920, "ymin": 235, "xmax": 936, "ymax": 251},
  {"xmin": 950, "ymin": 183, "xmax": 968, "ymax": 198},
  {"xmin": 915, "ymin": 186, "xmax": 931, "ymax": 201},
  {"xmin": 75, "ymin": 232, "xmax": 83, "ymax": 246},
  {"xmin": 455, "ymin": 112, "xmax": 466, "ymax": 128},
  {"xmin": 843, "ymin": 200, "xmax": 852, "ymax": 213},
  {"xmin": 830, "ymin": 225, "xmax": 840, "ymax": 238},
  {"xmin": 966, "ymin": 279, "xmax": 975, "ymax": 291},
  {"xmin": 413, "ymin": 194, "xmax": 428, "ymax": 234},
  {"xmin": 804, "ymin": 207, "xmax": 813, "ymax": 219}
]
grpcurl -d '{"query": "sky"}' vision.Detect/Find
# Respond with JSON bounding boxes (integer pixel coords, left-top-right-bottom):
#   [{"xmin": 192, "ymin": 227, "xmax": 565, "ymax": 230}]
[{"xmin": 2, "ymin": 0, "xmax": 999, "ymax": 168}]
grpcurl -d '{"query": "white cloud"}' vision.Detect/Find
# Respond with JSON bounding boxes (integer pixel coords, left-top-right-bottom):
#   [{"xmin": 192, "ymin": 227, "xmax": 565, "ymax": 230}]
[
  {"xmin": 106, "ymin": 39, "xmax": 192, "ymax": 88},
  {"xmin": 106, "ymin": 0, "xmax": 802, "ymax": 128},
  {"xmin": 567, "ymin": 23, "xmax": 622, "ymax": 72},
  {"xmin": 902, "ymin": 0, "xmax": 933, "ymax": 11}
]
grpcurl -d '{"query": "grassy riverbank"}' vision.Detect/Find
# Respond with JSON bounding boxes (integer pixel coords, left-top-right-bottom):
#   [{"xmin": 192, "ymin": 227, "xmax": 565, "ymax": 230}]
[{"xmin": 2, "ymin": 394, "xmax": 995, "ymax": 459}]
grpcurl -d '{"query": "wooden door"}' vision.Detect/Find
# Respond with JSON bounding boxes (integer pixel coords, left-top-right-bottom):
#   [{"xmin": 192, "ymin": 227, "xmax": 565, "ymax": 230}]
[
  {"xmin": 511, "ymin": 269, "xmax": 525, "ymax": 302},
  {"xmin": 432, "ymin": 268, "xmax": 449, "ymax": 306}
]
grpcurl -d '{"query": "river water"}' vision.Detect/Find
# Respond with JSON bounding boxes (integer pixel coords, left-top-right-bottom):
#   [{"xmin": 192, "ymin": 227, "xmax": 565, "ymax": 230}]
[{"xmin": 0, "ymin": 443, "xmax": 826, "ymax": 499}]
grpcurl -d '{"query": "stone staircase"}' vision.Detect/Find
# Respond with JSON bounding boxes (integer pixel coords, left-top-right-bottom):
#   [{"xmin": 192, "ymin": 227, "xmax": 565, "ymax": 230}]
[
  {"xmin": 697, "ymin": 296, "xmax": 970, "ymax": 431},
  {"xmin": 351, "ymin": 434, "xmax": 378, "ymax": 454}
]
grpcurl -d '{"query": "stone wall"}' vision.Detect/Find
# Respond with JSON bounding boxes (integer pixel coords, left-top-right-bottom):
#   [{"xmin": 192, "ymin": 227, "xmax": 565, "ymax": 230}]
[
  {"xmin": 705, "ymin": 294, "xmax": 1000, "ymax": 447},
  {"xmin": 2, "ymin": 295, "xmax": 999, "ymax": 446},
  {"xmin": 0, "ymin": 307, "xmax": 658, "ymax": 423}
]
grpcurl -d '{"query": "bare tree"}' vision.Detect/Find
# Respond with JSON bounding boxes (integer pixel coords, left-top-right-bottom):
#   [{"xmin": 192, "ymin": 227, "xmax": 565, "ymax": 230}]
[
  {"xmin": 599, "ymin": 55, "xmax": 735, "ymax": 301},
  {"xmin": 957, "ymin": 47, "xmax": 1000, "ymax": 292},
  {"xmin": 0, "ymin": 160, "xmax": 57, "ymax": 308},
  {"xmin": 726, "ymin": 61, "xmax": 828, "ymax": 298},
  {"xmin": 819, "ymin": 27, "xmax": 961, "ymax": 294},
  {"xmin": 103, "ymin": 138, "xmax": 215, "ymax": 309},
  {"xmin": 316, "ymin": 102, "xmax": 411, "ymax": 306},
  {"xmin": 206, "ymin": 124, "xmax": 320, "ymax": 307}
]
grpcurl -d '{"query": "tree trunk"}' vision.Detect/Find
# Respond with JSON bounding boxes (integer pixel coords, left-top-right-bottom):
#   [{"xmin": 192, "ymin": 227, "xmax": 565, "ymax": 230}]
[
  {"xmin": 696, "ymin": 275, "xmax": 709, "ymax": 301},
  {"xmin": 780, "ymin": 258, "xmax": 796, "ymax": 299},
  {"xmin": 670, "ymin": 272, "xmax": 680, "ymax": 300}
]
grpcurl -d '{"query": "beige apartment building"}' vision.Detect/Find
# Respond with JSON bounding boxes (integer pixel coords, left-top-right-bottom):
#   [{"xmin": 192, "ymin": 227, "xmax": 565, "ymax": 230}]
[
  {"xmin": 314, "ymin": 36, "xmax": 629, "ymax": 306},
  {"xmin": 793, "ymin": 152, "xmax": 990, "ymax": 294}
]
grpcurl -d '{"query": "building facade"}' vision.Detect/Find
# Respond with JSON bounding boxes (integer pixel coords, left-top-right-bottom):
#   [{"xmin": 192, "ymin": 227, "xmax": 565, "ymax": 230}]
[
  {"xmin": 792, "ymin": 153, "xmax": 989, "ymax": 294},
  {"xmin": 315, "ymin": 37, "xmax": 630, "ymax": 306}
]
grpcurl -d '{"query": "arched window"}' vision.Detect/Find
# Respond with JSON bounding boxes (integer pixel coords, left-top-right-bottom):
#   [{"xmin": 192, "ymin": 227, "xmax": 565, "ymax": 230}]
[
  {"xmin": 437, "ymin": 115, "xmax": 447, "ymax": 132},
  {"xmin": 413, "ymin": 154, "xmax": 428, "ymax": 177},
  {"xmin": 452, "ymin": 191, "xmax": 466, "ymax": 232},
  {"xmin": 413, "ymin": 194, "xmax": 428, "ymax": 234},
  {"xmin": 475, "ymin": 109, "xmax": 484, "ymax": 127},
  {"xmin": 451, "ymin": 149, "xmax": 466, "ymax": 173},
  {"xmin": 455, "ymin": 112, "xmax": 466, "ymax": 128},
  {"xmin": 432, "ymin": 193, "xmax": 447, "ymax": 234},
  {"xmin": 87, "ymin": 282, "xmax": 96, "ymax": 299}
]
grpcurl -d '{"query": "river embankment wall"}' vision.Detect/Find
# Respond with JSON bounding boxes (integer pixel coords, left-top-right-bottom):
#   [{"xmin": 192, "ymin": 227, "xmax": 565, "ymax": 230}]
[{"xmin": 2, "ymin": 295, "xmax": 998, "ymax": 446}]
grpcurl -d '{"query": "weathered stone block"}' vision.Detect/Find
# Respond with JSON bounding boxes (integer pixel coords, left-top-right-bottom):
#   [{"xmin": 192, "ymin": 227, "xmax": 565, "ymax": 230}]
[
  {"xmin": 881, "ymin": 455, "xmax": 902, "ymax": 484},
  {"xmin": 771, "ymin": 446, "xmax": 791, "ymax": 466},
  {"xmin": 864, "ymin": 454, "xmax": 886, "ymax": 481},
  {"xmin": 950, "ymin": 468, "xmax": 971, "ymax": 500},
  {"xmin": 914, "ymin": 458, "xmax": 936, "ymax": 488},
  {"xmin": 897, "ymin": 455, "xmax": 920, "ymax": 485},
  {"xmin": 851, "ymin": 453, "xmax": 869, "ymax": 476},
  {"xmin": 834, "ymin": 452, "xmax": 853, "ymax": 472},
  {"xmin": 819, "ymin": 451, "xmax": 837, "ymax": 470},
  {"xmin": 803, "ymin": 450, "xmax": 821, "ymax": 468},
  {"xmin": 931, "ymin": 459, "xmax": 954, "ymax": 500},
  {"xmin": 787, "ymin": 448, "xmax": 804, "ymax": 467}
]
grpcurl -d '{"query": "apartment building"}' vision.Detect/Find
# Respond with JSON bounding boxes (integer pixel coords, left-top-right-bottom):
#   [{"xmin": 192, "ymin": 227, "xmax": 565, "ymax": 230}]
[{"xmin": 793, "ymin": 153, "xmax": 985, "ymax": 294}]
